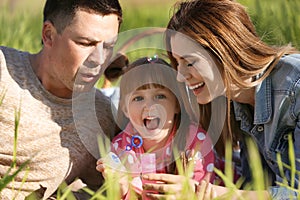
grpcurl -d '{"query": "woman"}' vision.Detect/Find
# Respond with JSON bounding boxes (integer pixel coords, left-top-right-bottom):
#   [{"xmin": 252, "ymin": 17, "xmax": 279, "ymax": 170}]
[{"xmin": 142, "ymin": 0, "xmax": 300, "ymax": 199}]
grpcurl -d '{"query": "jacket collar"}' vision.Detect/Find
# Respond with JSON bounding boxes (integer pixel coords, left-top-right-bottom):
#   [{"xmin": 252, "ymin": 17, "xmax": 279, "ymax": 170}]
[{"xmin": 233, "ymin": 77, "xmax": 272, "ymax": 126}]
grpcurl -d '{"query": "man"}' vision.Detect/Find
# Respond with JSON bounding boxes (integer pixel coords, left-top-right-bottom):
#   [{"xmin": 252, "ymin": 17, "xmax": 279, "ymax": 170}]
[{"xmin": 0, "ymin": 0, "xmax": 122, "ymax": 199}]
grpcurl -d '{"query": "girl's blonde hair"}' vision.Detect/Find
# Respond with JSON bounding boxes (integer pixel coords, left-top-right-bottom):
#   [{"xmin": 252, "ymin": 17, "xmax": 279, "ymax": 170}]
[{"xmin": 117, "ymin": 57, "xmax": 197, "ymax": 170}]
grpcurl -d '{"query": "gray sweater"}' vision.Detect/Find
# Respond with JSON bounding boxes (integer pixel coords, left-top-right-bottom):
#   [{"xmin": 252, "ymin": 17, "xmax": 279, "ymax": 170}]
[{"xmin": 0, "ymin": 46, "xmax": 117, "ymax": 199}]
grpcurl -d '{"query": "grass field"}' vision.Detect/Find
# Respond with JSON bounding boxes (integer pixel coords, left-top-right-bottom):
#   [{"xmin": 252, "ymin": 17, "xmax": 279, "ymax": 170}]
[{"xmin": 0, "ymin": 0, "xmax": 300, "ymax": 199}]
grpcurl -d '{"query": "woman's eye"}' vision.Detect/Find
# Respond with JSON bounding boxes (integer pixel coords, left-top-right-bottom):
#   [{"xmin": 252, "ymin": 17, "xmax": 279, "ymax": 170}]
[
  {"xmin": 156, "ymin": 94, "xmax": 166, "ymax": 99},
  {"xmin": 187, "ymin": 62, "xmax": 194, "ymax": 67},
  {"xmin": 133, "ymin": 96, "xmax": 143, "ymax": 102}
]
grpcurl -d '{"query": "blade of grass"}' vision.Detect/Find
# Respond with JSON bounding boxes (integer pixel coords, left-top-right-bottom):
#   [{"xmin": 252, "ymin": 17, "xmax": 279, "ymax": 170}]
[
  {"xmin": 245, "ymin": 138, "xmax": 265, "ymax": 200},
  {"xmin": 288, "ymin": 133, "xmax": 296, "ymax": 189},
  {"xmin": 0, "ymin": 159, "xmax": 30, "ymax": 191}
]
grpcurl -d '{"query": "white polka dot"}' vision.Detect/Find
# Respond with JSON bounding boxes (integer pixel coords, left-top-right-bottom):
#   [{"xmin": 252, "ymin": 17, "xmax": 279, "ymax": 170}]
[
  {"xmin": 113, "ymin": 142, "xmax": 119, "ymax": 151},
  {"xmin": 126, "ymin": 137, "xmax": 131, "ymax": 143},
  {"xmin": 127, "ymin": 154, "xmax": 134, "ymax": 164},
  {"xmin": 197, "ymin": 132, "xmax": 206, "ymax": 140},
  {"xmin": 194, "ymin": 151, "xmax": 203, "ymax": 160},
  {"xmin": 166, "ymin": 147, "xmax": 171, "ymax": 156},
  {"xmin": 115, "ymin": 138, "xmax": 122, "ymax": 142},
  {"xmin": 206, "ymin": 163, "xmax": 214, "ymax": 172}
]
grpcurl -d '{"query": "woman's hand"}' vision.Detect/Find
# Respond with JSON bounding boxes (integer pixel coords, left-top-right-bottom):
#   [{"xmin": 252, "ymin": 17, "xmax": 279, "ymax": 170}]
[
  {"xmin": 141, "ymin": 173, "xmax": 198, "ymax": 199},
  {"xmin": 196, "ymin": 180, "xmax": 217, "ymax": 200}
]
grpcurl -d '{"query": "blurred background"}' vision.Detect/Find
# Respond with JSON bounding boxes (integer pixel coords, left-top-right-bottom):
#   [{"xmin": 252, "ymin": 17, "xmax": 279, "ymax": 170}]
[
  {"xmin": 1, "ymin": 0, "xmax": 299, "ymax": 51},
  {"xmin": 0, "ymin": 0, "xmax": 299, "ymax": 87}
]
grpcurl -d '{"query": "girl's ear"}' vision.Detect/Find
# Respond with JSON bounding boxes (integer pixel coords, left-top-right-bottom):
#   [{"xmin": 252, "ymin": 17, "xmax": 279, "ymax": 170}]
[{"xmin": 121, "ymin": 103, "xmax": 130, "ymax": 118}]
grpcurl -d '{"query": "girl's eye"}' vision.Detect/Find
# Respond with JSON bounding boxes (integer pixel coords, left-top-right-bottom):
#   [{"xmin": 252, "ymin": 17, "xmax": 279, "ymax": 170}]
[
  {"xmin": 133, "ymin": 96, "xmax": 143, "ymax": 102},
  {"xmin": 156, "ymin": 94, "xmax": 166, "ymax": 99}
]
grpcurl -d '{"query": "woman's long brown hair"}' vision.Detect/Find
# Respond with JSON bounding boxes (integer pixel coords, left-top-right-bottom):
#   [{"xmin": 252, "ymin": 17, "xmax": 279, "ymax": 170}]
[{"xmin": 165, "ymin": 0, "xmax": 298, "ymax": 156}]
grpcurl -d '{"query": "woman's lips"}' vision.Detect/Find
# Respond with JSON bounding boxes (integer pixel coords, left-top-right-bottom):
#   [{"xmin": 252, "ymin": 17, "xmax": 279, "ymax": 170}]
[
  {"xmin": 188, "ymin": 82, "xmax": 204, "ymax": 90},
  {"xmin": 188, "ymin": 82, "xmax": 205, "ymax": 95}
]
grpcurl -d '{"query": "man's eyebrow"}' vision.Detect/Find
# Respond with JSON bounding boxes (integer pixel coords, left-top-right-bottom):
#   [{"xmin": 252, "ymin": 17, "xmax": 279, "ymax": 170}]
[
  {"xmin": 76, "ymin": 36, "xmax": 100, "ymax": 43},
  {"xmin": 104, "ymin": 37, "xmax": 118, "ymax": 46}
]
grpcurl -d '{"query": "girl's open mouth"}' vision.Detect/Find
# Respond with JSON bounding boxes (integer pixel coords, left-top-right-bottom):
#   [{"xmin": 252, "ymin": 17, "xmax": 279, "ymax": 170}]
[{"xmin": 144, "ymin": 117, "xmax": 160, "ymax": 130}]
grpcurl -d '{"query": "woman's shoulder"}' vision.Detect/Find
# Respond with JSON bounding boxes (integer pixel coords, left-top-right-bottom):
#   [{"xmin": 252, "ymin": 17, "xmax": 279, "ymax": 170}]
[
  {"xmin": 276, "ymin": 54, "xmax": 300, "ymax": 73},
  {"xmin": 269, "ymin": 54, "xmax": 300, "ymax": 88},
  {"xmin": 280, "ymin": 53, "xmax": 300, "ymax": 65}
]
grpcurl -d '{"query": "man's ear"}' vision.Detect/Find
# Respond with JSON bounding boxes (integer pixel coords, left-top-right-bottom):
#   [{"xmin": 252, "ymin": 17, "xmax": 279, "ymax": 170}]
[{"xmin": 42, "ymin": 21, "xmax": 56, "ymax": 47}]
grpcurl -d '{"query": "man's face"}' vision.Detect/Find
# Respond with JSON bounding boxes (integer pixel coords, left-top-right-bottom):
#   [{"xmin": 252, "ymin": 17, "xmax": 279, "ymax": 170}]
[{"xmin": 47, "ymin": 10, "xmax": 119, "ymax": 97}]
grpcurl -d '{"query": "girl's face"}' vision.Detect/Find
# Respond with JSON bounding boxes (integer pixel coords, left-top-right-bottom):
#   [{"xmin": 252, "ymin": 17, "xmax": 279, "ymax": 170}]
[
  {"xmin": 122, "ymin": 86, "xmax": 179, "ymax": 142},
  {"xmin": 170, "ymin": 33, "xmax": 226, "ymax": 104}
]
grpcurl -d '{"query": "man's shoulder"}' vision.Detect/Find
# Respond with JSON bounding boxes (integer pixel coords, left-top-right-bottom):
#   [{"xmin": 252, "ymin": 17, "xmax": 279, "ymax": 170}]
[
  {"xmin": 0, "ymin": 46, "xmax": 25, "ymax": 58},
  {"xmin": 94, "ymin": 88, "xmax": 113, "ymax": 107},
  {"xmin": 0, "ymin": 46, "xmax": 27, "ymax": 68}
]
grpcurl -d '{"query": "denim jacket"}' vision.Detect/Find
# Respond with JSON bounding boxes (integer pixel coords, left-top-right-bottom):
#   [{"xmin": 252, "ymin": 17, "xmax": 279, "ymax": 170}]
[{"xmin": 233, "ymin": 54, "xmax": 300, "ymax": 199}]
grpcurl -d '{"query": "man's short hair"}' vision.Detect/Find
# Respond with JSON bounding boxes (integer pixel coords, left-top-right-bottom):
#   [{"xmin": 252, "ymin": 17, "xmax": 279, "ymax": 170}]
[{"xmin": 43, "ymin": 0, "xmax": 122, "ymax": 33}]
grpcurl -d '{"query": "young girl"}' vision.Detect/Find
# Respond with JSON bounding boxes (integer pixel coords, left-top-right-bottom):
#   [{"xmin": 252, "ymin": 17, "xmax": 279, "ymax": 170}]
[{"xmin": 96, "ymin": 56, "xmax": 215, "ymax": 199}]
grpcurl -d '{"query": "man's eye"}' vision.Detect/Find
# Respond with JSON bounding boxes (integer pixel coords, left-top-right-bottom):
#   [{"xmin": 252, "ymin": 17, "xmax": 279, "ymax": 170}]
[
  {"xmin": 104, "ymin": 44, "xmax": 115, "ymax": 50},
  {"xmin": 156, "ymin": 94, "xmax": 166, "ymax": 99},
  {"xmin": 133, "ymin": 96, "xmax": 143, "ymax": 101},
  {"xmin": 78, "ymin": 42, "xmax": 92, "ymax": 47}
]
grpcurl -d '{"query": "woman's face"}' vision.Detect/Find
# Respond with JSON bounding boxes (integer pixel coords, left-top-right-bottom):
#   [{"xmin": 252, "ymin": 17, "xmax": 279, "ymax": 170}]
[{"xmin": 170, "ymin": 33, "xmax": 226, "ymax": 104}]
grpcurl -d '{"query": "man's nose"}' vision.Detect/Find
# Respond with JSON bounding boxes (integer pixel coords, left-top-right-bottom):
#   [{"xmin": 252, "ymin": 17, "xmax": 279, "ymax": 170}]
[{"xmin": 88, "ymin": 42, "xmax": 104, "ymax": 67}]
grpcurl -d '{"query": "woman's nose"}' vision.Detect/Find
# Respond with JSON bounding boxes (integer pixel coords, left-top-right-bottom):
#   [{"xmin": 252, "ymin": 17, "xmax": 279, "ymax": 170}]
[{"xmin": 176, "ymin": 64, "xmax": 191, "ymax": 82}]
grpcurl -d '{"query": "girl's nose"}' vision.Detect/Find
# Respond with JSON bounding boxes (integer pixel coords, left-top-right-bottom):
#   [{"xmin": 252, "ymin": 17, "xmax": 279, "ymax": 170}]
[{"xmin": 143, "ymin": 99, "xmax": 157, "ymax": 112}]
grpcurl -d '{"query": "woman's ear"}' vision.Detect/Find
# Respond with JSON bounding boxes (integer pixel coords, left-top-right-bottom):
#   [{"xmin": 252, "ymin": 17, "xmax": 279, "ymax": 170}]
[
  {"xmin": 175, "ymin": 102, "xmax": 180, "ymax": 114},
  {"xmin": 42, "ymin": 21, "xmax": 56, "ymax": 47}
]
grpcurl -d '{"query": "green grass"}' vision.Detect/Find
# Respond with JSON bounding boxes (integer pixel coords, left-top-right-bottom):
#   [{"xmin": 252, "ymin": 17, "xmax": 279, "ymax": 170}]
[
  {"xmin": 239, "ymin": 0, "xmax": 300, "ymax": 49},
  {"xmin": 0, "ymin": 91, "xmax": 30, "ymax": 198},
  {"xmin": 0, "ymin": 1, "xmax": 43, "ymax": 53},
  {"xmin": 0, "ymin": 0, "xmax": 300, "ymax": 199}
]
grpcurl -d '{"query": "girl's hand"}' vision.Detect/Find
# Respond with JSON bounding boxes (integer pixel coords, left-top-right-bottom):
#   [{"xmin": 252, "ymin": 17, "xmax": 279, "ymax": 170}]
[
  {"xmin": 141, "ymin": 173, "xmax": 198, "ymax": 199},
  {"xmin": 96, "ymin": 158, "xmax": 106, "ymax": 176},
  {"xmin": 96, "ymin": 158, "xmax": 129, "ymax": 197}
]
